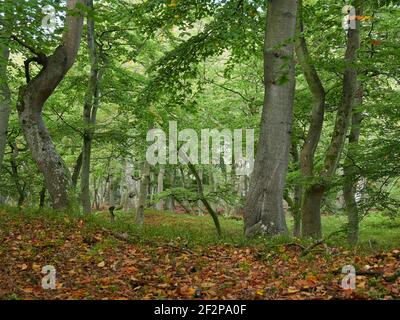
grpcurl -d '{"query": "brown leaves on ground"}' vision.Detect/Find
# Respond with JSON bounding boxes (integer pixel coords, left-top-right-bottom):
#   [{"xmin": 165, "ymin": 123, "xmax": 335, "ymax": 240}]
[{"xmin": 0, "ymin": 210, "xmax": 398, "ymax": 300}]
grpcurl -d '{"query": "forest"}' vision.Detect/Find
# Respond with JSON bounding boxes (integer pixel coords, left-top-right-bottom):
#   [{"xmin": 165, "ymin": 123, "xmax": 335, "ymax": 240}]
[{"xmin": 0, "ymin": 0, "xmax": 399, "ymax": 301}]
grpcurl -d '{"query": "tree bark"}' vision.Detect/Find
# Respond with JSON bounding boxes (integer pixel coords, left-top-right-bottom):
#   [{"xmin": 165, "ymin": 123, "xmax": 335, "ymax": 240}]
[
  {"xmin": 290, "ymin": 141, "xmax": 302, "ymax": 237},
  {"xmin": 136, "ymin": 162, "xmax": 150, "ymax": 226},
  {"xmin": 301, "ymin": 5, "xmax": 362, "ymax": 239},
  {"xmin": 156, "ymin": 166, "xmax": 165, "ymax": 211},
  {"xmin": 0, "ymin": 15, "xmax": 11, "ymax": 172},
  {"xmin": 16, "ymin": 0, "xmax": 86, "ymax": 210},
  {"xmin": 188, "ymin": 162, "xmax": 221, "ymax": 237},
  {"xmin": 166, "ymin": 168, "xmax": 175, "ymax": 211},
  {"xmin": 39, "ymin": 185, "xmax": 46, "ymax": 208},
  {"xmin": 343, "ymin": 83, "xmax": 363, "ymax": 245},
  {"xmin": 81, "ymin": 0, "xmax": 101, "ymax": 214},
  {"xmin": 295, "ymin": 0, "xmax": 326, "ymax": 238},
  {"xmin": 244, "ymin": 0, "xmax": 298, "ymax": 237},
  {"xmin": 71, "ymin": 152, "xmax": 83, "ymax": 188},
  {"xmin": 9, "ymin": 142, "xmax": 25, "ymax": 207}
]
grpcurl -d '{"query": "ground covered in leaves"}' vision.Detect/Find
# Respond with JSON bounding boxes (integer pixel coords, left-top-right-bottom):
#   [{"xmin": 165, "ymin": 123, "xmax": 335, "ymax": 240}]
[{"xmin": 0, "ymin": 209, "xmax": 399, "ymax": 300}]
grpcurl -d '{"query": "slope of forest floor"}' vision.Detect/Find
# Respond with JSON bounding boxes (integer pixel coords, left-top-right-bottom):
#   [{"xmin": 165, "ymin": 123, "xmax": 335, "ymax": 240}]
[{"xmin": 0, "ymin": 208, "xmax": 399, "ymax": 300}]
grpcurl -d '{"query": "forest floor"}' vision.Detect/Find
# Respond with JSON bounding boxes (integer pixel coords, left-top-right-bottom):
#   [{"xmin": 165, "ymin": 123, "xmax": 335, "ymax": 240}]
[{"xmin": 0, "ymin": 207, "xmax": 399, "ymax": 300}]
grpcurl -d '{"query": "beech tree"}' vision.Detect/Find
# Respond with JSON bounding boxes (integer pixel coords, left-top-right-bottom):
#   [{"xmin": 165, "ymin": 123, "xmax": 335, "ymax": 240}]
[
  {"xmin": 244, "ymin": 0, "xmax": 298, "ymax": 237},
  {"xmin": 300, "ymin": 3, "xmax": 361, "ymax": 239},
  {"xmin": 16, "ymin": 0, "xmax": 87, "ymax": 209}
]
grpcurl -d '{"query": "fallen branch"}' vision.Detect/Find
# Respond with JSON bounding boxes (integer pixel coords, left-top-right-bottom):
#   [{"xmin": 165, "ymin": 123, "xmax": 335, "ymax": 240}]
[
  {"xmin": 300, "ymin": 240, "xmax": 325, "ymax": 256},
  {"xmin": 331, "ymin": 268, "xmax": 400, "ymax": 282}
]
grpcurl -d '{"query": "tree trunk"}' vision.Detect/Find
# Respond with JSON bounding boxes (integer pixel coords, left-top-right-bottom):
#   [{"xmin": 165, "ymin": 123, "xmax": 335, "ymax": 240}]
[
  {"xmin": 81, "ymin": 0, "xmax": 101, "ymax": 214},
  {"xmin": 0, "ymin": 0, "xmax": 12, "ymax": 172},
  {"xmin": 234, "ymin": 174, "xmax": 246, "ymax": 218},
  {"xmin": 0, "ymin": 46, "xmax": 11, "ymax": 172},
  {"xmin": 108, "ymin": 174, "xmax": 115, "ymax": 208},
  {"xmin": 188, "ymin": 162, "xmax": 221, "ymax": 237},
  {"xmin": 295, "ymin": 0, "xmax": 327, "ymax": 239},
  {"xmin": 136, "ymin": 162, "xmax": 150, "ymax": 226},
  {"xmin": 16, "ymin": 0, "xmax": 86, "ymax": 210},
  {"xmin": 121, "ymin": 159, "xmax": 137, "ymax": 210},
  {"xmin": 290, "ymin": 141, "xmax": 302, "ymax": 237},
  {"xmin": 9, "ymin": 142, "xmax": 25, "ymax": 207},
  {"xmin": 71, "ymin": 152, "xmax": 83, "ymax": 188},
  {"xmin": 301, "ymin": 184, "xmax": 324, "ymax": 238},
  {"xmin": 244, "ymin": 0, "xmax": 298, "ymax": 237},
  {"xmin": 344, "ymin": 83, "xmax": 363, "ymax": 245},
  {"xmin": 93, "ymin": 177, "xmax": 100, "ymax": 210},
  {"xmin": 39, "ymin": 186, "xmax": 46, "ymax": 208},
  {"xmin": 166, "ymin": 168, "xmax": 175, "ymax": 211},
  {"xmin": 156, "ymin": 166, "xmax": 165, "ymax": 211},
  {"xmin": 301, "ymin": 5, "xmax": 361, "ymax": 239},
  {"xmin": 293, "ymin": 184, "xmax": 302, "ymax": 237}
]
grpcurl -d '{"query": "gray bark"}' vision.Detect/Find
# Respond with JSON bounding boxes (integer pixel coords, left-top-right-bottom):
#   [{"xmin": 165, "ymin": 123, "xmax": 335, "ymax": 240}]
[
  {"xmin": 121, "ymin": 159, "xmax": 138, "ymax": 210},
  {"xmin": 16, "ymin": 0, "xmax": 86, "ymax": 210},
  {"xmin": 244, "ymin": 0, "xmax": 298, "ymax": 237}
]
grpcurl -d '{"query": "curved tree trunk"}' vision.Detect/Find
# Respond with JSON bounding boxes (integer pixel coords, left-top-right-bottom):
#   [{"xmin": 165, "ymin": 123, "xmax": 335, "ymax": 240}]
[
  {"xmin": 301, "ymin": 5, "xmax": 362, "ymax": 239},
  {"xmin": 295, "ymin": 0, "xmax": 326, "ymax": 239},
  {"xmin": 16, "ymin": 0, "xmax": 86, "ymax": 210},
  {"xmin": 244, "ymin": 0, "xmax": 298, "ymax": 237}
]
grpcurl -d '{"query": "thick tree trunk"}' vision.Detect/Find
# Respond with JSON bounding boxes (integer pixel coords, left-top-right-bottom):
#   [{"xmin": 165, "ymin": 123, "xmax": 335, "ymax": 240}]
[
  {"xmin": 136, "ymin": 162, "xmax": 150, "ymax": 226},
  {"xmin": 244, "ymin": 0, "xmax": 297, "ymax": 237},
  {"xmin": 81, "ymin": 0, "xmax": 100, "ymax": 214},
  {"xmin": 301, "ymin": 184, "xmax": 324, "ymax": 238},
  {"xmin": 301, "ymin": 4, "xmax": 361, "ymax": 239},
  {"xmin": 17, "ymin": 112, "xmax": 73, "ymax": 209},
  {"xmin": 344, "ymin": 83, "xmax": 363, "ymax": 245},
  {"xmin": 16, "ymin": 0, "xmax": 86, "ymax": 210}
]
